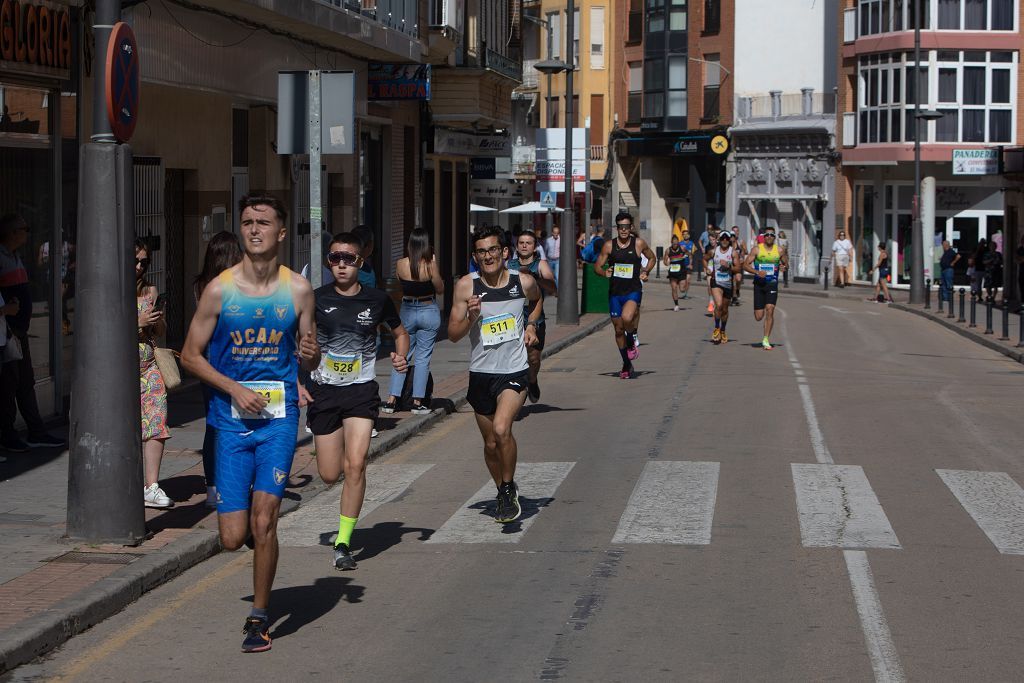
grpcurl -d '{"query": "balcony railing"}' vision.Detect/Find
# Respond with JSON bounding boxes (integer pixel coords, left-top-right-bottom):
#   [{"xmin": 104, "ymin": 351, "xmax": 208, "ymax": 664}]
[
  {"xmin": 737, "ymin": 90, "xmax": 837, "ymax": 122},
  {"xmin": 315, "ymin": 0, "xmax": 419, "ymax": 37},
  {"xmin": 483, "ymin": 47, "xmax": 523, "ymax": 82}
]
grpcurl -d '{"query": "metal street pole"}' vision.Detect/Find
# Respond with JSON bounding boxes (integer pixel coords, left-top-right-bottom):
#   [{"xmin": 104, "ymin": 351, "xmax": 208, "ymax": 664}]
[
  {"xmin": 545, "ymin": 27, "xmax": 554, "ymax": 238},
  {"xmin": 557, "ymin": 0, "xmax": 579, "ymax": 325},
  {"xmin": 309, "ymin": 70, "xmax": 323, "ymax": 289},
  {"xmin": 909, "ymin": 0, "xmax": 925, "ymax": 304},
  {"xmin": 67, "ymin": 0, "xmax": 147, "ymax": 544}
]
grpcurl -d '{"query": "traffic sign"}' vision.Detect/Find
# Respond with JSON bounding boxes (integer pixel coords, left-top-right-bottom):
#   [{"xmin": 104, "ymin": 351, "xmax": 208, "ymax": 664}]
[
  {"xmin": 105, "ymin": 22, "xmax": 139, "ymax": 143},
  {"xmin": 539, "ymin": 191, "xmax": 557, "ymax": 208}
]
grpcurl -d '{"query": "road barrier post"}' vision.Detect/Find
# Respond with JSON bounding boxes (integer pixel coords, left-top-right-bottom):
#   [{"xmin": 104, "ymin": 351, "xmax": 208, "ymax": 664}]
[
  {"xmin": 984, "ymin": 299, "xmax": 994, "ymax": 335},
  {"xmin": 969, "ymin": 293, "xmax": 977, "ymax": 328},
  {"xmin": 924, "ymin": 279, "xmax": 931, "ymax": 310},
  {"xmin": 1000, "ymin": 302, "xmax": 1010, "ymax": 341},
  {"xmin": 958, "ymin": 288, "xmax": 966, "ymax": 323},
  {"xmin": 947, "ymin": 290, "xmax": 956, "ymax": 319},
  {"xmin": 1018, "ymin": 310, "xmax": 1024, "ymax": 348},
  {"xmin": 823, "ymin": 265, "xmax": 829, "ymax": 291}
]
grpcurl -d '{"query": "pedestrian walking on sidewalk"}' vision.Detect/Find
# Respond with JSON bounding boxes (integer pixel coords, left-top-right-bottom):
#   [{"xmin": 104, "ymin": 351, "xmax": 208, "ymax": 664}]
[
  {"xmin": 868, "ymin": 243, "xmax": 894, "ymax": 303},
  {"xmin": 777, "ymin": 231, "xmax": 790, "ymax": 287},
  {"xmin": 352, "ymin": 225, "xmax": 378, "ymax": 289},
  {"xmin": 383, "ymin": 228, "xmax": 444, "ymax": 414},
  {"xmin": 193, "ymin": 231, "xmax": 242, "ymax": 508},
  {"xmin": 939, "ymin": 240, "xmax": 960, "ymax": 303},
  {"xmin": 0, "ymin": 214, "xmax": 65, "ymax": 454},
  {"xmin": 136, "ymin": 238, "xmax": 173, "ymax": 509},
  {"xmin": 832, "ymin": 231, "xmax": 853, "ymax": 287},
  {"xmin": 182, "ymin": 194, "xmax": 320, "ymax": 653},
  {"xmin": 969, "ymin": 241, "xmax": 987, "ymax": 300},
  {"xmin": 545, "ymin": 225, "xmax": 561, "ymax": 288},
  {"xmin": 982, "ymin": 239, "xmax": 1003, "ymax": 303}
]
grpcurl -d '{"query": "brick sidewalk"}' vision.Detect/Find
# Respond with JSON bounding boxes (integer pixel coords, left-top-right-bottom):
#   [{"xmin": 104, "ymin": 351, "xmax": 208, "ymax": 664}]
[{"xmin": 0, "ymin": 294, "xmax": 608, "ymax": 672}]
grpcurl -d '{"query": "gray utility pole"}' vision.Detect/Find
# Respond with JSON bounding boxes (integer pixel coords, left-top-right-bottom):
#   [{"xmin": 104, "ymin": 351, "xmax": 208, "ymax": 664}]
[
  {"xmin": 557, "ymin": 0, "xmax": 579, "ymax": 325},
  {"xmin": 308, "ymin": 70, "xmax": 323, "ymax": 289},
  {"xmin": 67, "ymin": 0, "xmax": 147, "ymax": 543},
  {"xmin": 909, "ymin": 0, "xmax": 925, "ymax": 304}
]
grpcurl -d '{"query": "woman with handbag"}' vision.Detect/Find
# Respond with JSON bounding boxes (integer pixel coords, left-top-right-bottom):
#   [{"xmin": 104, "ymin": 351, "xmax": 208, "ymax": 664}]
[{"xmin": 136, "ymin": 238, "xmax": 173, "ymax": 509}]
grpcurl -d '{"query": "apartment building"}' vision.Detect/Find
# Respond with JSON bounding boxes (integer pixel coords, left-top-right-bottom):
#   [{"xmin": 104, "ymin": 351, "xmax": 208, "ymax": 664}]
[{"xmin": 836, "ymin": 0, "xmax": 1020, "ymax": 289}]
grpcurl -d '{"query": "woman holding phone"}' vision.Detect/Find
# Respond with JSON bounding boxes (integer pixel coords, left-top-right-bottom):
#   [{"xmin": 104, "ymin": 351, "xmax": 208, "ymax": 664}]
[{"xmin": 136, "ymin": 238, "xmax": 172, "ymax": 508}]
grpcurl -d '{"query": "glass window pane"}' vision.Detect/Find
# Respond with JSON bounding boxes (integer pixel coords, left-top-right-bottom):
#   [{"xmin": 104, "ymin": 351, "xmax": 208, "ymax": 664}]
[
  {"xmin": 892, "ymin": 107, "xmax": 902, "ymax": 140},
  {"xmin": 992, "ymin": 69, "xmax": 1011, "ymax": 103},
  {"xmin": 936, "ymin": 109, "xmax": 959, "ymax": 141},
  {"xmin": 648, "ymin": 10, "xmax": 664, "ymax": 31},
  {"xmin": 644, "ymin": 92, "xmax": 664, "ymax": 117},
  {"xmin": 894, "ymin": 0, "xmax": 905, "ymax": 30},
  {"xmin": 892, "ymin": 68, "xmax": 902, "ymax": 103},
  {"xmin": 860, "ymin": 111, "xmax": 869, "ymax": 143},
  {"xmin": 667, "ymin": 90, "xmax": 687, "ymax": 116},
  {"xmin": 963, "ymin": 67, "xmax": 985, "ymax": 105},
  {"xmin": 881, "ymin": 70, "xmax": 890, "ymax": 104},
  {"xmin": 937, "ymin": 50, "xmax": 959, "ymax": 61},
  {"xmin": 869, "ymin": 68, "xmax": 879, "ymax": 106},
  {"xmin": 989, "ymin": 110, "xmax": 1011, "ymax": 142},
  {"xmin": 906, "ymin": 109, "xmax": 917, "ymax": 141},
  {"xmin": 962, "ymin": 109, "xmax": 984, "ymax": 141},
  {"xmin": 991, "ymin": 51, "xmax": 1013, "ymax": 62},
  {"xmin": 963, "ymin": 51, "xmax": 986, "ymax": 62},
  {"xmin": 938, "ymin": 68, "xmax": 957, "ymax": 102},
  {"xmin": 629, "ymin": 63, "xmax": 643, "ymax": 92},
  {"xmin": 670, "ymin": 0, "xmax": 687, "ymax": 5},
  {"xmin": 937, "ymin": 0, "xmax": 960, "ymax": 29},
  {"xmin": 669, "ymin": 8, "xmax": 687, "ymax": 30},
  {"xmin": 880, "ymin": 108, "xmax": 889, "ymax": 140},
  {"xmin": 668, "ymin": 56, "xmax": 687, "ymax": 89},
  {"xmin": 992, "ymin": 0, "xmax": 1014, "ymax": 29},
  {"xmin": 705, "ymin": 54, "xmax": 721, "ymax": 86},
  {"xmin": 964, "ymin": 0, "xmax": 986, "ymax": 29},
  {"xmin": 644, "ymin": 59, "xmax": 664, "ymax": 90}
]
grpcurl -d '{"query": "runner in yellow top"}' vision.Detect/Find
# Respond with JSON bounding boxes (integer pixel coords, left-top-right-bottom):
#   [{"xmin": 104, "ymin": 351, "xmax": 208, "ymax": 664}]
[{"xmin": 742, "ymin": 228, "xmax": 787, "ymax": 350}]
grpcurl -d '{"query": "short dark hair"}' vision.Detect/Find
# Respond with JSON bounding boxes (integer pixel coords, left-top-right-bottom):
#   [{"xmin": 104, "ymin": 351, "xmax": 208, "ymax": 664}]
[
  {"xmin": 352, "ymin": 225, "xmax": 374, "ymax": 249},
  {"xmin": 517, "ymin": 229, "xmax": 537, "ymax": 244},
  {"xmin": 238, "ymin": 194, "xmax": 287, "ymax": 224},
  {"xmin": 330, "ymin": 232, "xmax": 363, "ymax": 251},
  {"xmin": 472, "ymin": 224, "xmax": 505, "ymax": 248},
  {"xmin": 0, "ymin": 213, "xmax": 25, "ymax": 240},
  {"xmin": 614, "ymin": 211, "xmax": 633, "ymax": 225}
]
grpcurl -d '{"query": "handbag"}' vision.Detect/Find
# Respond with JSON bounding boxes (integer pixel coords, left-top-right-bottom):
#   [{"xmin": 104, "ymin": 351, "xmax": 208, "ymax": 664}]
[
  {"xmin": 1, "ymin": 330, "xmax": 22, "ymax": 363},
  {"xmin": 154, "ymin": 347, "xmax": 181, "ymax": 390}
]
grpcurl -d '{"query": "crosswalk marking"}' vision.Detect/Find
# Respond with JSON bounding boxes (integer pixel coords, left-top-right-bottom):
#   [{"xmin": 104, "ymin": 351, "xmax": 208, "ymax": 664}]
[
  {"xmin": 427, "ymin": 462, "xmax": 575, "ymax": 544},
  {"xmin": 792, "ymin": 464, "xmax": 901, "ymax": 549},
  {"xmin": 277, "ymin": 463, "xmax": 434, "ymax": 547},
  {"xmin": 612, "ymin": 461, "xmax": 719, "ymax": 545},
  {"xmin": 937, "ymin": 469, "xmax": 1024, "ymax": 555}
]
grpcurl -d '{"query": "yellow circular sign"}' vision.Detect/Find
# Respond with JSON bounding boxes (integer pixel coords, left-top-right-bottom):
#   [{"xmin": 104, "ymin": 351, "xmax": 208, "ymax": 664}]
[{"xmin": 711, "ymin": 135, "xmax": 729, "ymax": 155}]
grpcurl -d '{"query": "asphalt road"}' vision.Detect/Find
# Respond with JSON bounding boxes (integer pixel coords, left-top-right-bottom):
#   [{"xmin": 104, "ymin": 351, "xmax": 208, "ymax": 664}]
[{"xmin": 8, "ymin": 289, "xmax": 1024, "ymax": 682}]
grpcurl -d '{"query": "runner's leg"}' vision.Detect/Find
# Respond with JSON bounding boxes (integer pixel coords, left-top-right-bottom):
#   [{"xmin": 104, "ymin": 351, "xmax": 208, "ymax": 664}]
[{"xmin": 249, "ymin": 492, "xmax": 283, "ymax": 611}]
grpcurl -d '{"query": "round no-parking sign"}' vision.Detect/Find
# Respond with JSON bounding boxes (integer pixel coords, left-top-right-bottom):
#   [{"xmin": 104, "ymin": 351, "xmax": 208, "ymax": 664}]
[{"xmin": 105, "ymin": 22, "xmax": 140, "ymax": 143}]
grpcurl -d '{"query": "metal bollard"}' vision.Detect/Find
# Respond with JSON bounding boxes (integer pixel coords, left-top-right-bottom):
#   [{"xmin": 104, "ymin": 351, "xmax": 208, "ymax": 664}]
[
  {"xmin": 1018, "ymin": 310, "xmax": 1024, "ymax": 348},
  {"xmin": 947, "ymin": 289, "xmax": 956, "ymax": 319},
  {"xmin": 984, "ymin": 299, "xmax": 994, "ymax": 334},
  {"xmin": 1000, "ymin": 302, "xmax": 1010, "ymax": 341},
  {"xmin": 924, "ymin": 278, "xmax": 931, "ymax": 309},
  {"xmin": 823, "ymin": 266, "xmax": 829, "ymax": 291},
  {"xmin": 958, "ymin": 288, "xmax": 966, "ymax": 323},
  {"xmin": 969, "ymin": 293, "xmax": 977, "ymax": 328}
]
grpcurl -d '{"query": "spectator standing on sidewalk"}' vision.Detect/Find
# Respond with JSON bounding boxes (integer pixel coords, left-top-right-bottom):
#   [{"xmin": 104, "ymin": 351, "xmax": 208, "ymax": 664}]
[
  {"xmin": 545, "ymin": 225, "xmax": 561, "ymax": 288},
  {"xmin": 135, "ymin": 238, "xmax": 172, "ymax": 509},
  {"xmin": 382, "ymin": 228, "xmax": 444, "ymax": 415},
  {"xmin": 868, "ymin": 241, "xmax": 894, "ymax": 303},
  {"xmin": 0, "ymin": 213, "xmax": 64, "ymax": 453},
  {"xmin": 777, "ymin": 231, "xmax": 790, "ymax": 287},
  {"xmin": 352, "ymin": 225, "xmax": 378, "ymax": 289},
  {"xmin": 832, "ymin": 230, "xmax": 854, "ymax": 287},
  {"xmin": 939, "ymin": 240, "xmax": 960, "ymax": 303},
  {"xmin": 193, "ymin": 231, "xmax": 242, "ymax": 507},
  {"xmin": 982, "ymin": 238, "xmax": 1003, "ymax": 303}
]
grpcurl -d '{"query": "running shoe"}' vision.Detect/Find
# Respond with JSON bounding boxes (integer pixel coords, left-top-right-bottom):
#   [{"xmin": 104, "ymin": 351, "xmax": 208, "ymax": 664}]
[
  {"xmin": 380, "ymin": 400, "xmax": 397, "ymax": 414},
  {"xmin": 241, "ymin": 616, "xmax": 272, "ymax": 653},
  {"xmin": 527, "ymin": 382, "xmax": 541, "ymax": 404},
  {"xmin": 371, "ymin": 428, "xmax": 379, "ymax": 438},
  {"xmin": 25, "ymin": 433, "xmax": 65, "ymax": 448},
  {"xmin": 1, "ymin": 437, "xmax": 29, "ymax": 453},
  {"xmin": 143, "ymin": 483, "xmax": 173, "ymax": 509},
  {"xmin": 711, "ymin": 328, "xmax": 721, "ymax": 344},
  {"xmin": 762, "ymin": 337, "xmax": 773, "ymax": 350},
  {"xmin": 494, "ymin": 490, "xmax": 509, "ymax": 522},
  {"xmin": 619, "ymin": 364, "xmax": 636, "ymax": 380},
  {"xmin": 496, "ymin": 482, "xmax": 521, "ymax": 523},
  {"xmin": 707, "ymin": 301, "xmax": 714, "ymax": 313},
  {"xmin": 720, "ymin": 331, "xmax": 729, "ymax": 344},
  {"xmin": 673, "ymin": 304, "xmax": 679, "ymax": 312},
  {"xmin": 333, "ymin": 543, "xmax": 357, "ymax": 570}
]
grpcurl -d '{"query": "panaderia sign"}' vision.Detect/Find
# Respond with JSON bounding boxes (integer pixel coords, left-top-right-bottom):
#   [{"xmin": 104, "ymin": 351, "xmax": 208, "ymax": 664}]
[{"xmin": 0, "ymin": 0, "xmax": 73, "ymax": 79}]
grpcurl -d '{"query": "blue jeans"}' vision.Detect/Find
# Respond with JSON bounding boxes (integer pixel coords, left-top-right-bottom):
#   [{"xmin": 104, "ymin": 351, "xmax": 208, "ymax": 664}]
[
  {"xmin": 549, "ymin": 259, "xmax": 559, "ymax": 289},
  {"xmin": 940, "ymin": 267, "xmax": 954, "ymax": 301},
  {"xmin": 388, "ymin": 300, "xmax": 440, "ymax": 400}
]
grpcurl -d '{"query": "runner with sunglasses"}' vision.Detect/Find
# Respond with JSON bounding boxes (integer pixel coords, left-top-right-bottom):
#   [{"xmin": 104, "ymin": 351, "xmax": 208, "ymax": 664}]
[
  {"xmin": 705, "ymin": 229, "xmax": 740, "ymax": 344},
  {"xmin": 449, "ymin": 226, "xmax": 542, "ymax": 523},
  {"xmin": 182, "ymin": 194, "xmax": 320, "ymax": 653},
  {"xmin": 594, "ymin": 211, "xmax": 655, "ymax": 379},
  {"xmin": 304, "ymin": 233, "xmax": 410, "ymax": 570},
  {"xmin": 743, "ymin": 227, "xmax": 786, "ymax": 350}
]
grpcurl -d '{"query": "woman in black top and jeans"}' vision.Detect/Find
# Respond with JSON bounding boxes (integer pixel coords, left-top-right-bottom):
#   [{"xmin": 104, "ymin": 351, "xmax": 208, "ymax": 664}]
[{"xmin": 383, "ymin": 228, "xmax": 445, "ymax": 414}]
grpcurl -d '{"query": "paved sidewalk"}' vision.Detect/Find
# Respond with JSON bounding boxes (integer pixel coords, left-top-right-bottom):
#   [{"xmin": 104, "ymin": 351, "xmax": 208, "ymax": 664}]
[{"xmin": 0, "ymin": 295, "xmax": 609, "ymax": 673}]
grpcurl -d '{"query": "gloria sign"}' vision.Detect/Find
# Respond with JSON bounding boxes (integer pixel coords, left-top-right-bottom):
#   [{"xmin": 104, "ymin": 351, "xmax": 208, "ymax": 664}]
[
  {"xmin": 368, "ymin": 63, "xmax": 431, "ymax": 101},
  {"xmin": 0, "ymin": 0, "xmax": 73, "ymax": 78},
  {"xmin": 952, "ymin": 149, "xmax": 999, "ymax": 176}
]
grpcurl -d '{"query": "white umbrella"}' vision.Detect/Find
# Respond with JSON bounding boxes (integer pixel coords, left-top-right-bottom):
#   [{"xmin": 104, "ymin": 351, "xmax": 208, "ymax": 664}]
[
  {"xmin": 470, "ymin": 203, "xmax": 497, "ymax": 213},
  {"xmin": 499, "ymin": 201, "xmax": 564, "ymax": 214}
]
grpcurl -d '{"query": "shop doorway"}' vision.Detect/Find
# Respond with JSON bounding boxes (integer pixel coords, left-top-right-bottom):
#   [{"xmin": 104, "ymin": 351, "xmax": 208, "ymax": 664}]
[{"xmin": 940, "ymin": 212, "xmax": 1003, "ymax": 286}]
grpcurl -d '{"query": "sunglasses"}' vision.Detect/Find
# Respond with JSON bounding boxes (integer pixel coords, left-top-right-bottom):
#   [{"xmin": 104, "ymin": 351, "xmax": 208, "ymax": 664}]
[
  {"xmin": 764, "ymin": 232, "xmax": 776, "ymax": 238},
  {"xmin": 616, "ymin": 223, "xmax": 632, "ymax": 229},
  {"xmin": 327, "ymin": 250, "xmax": 361, "ymax": 266},
  {"xmin": 136, "ymin": 258, "xmax": 151, "ymax": 268}
]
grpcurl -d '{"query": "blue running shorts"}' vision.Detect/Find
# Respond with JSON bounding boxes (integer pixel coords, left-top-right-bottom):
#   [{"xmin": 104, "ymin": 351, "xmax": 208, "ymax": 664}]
[
  {"xmin": 215, "ymin": 416, "xmax": 299, "ymax": 513},
  {"xmin": 609, "ymin": 291, "xmax": 643, "ymax": 318}
]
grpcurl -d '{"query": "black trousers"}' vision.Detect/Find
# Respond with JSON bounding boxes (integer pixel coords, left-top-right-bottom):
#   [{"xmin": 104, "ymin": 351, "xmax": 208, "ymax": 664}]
[{"xmin": 0, "ymin": 328, "xmax": 46, "ymax": 439}]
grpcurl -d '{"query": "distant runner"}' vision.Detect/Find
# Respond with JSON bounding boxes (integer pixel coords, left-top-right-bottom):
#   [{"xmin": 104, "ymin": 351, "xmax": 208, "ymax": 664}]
[
  {"xmin": 705, "ymin": 229, "xmax": 740, "ymax": 344},
  {"xmin": 743, "ymin": 227, "xmax": 786, "ymax": 349},
  {"xmin": 663, "ymin": 234, "xmax": 689, "ymax": 311},
  {"xmin": 508, "ymin": 229, "xmax": 556, "ymax": 404}
]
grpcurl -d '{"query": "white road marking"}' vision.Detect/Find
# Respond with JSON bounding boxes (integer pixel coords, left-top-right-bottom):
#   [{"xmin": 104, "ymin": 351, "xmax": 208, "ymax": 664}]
[
  {"xmin": 427, "ymin": 462, "xmax": 575, "ymax": 544},
  {"xmin": 821, "ymin": 305, "xmax": 849, "ymax": 314},
  {"xmin": 797, "ymin": 384, "xmax": 833, "ymax": 465},
  {"xmin": 845, "ymin": 550, "xmax": 906, "ymax": 683},
  {"xmin": 937, "ymin": 469, "xmax": 1024, "ymax": 555},
  {"xmin": 611, "ymin": 461, "xmax": 719, "ymax": 545},
  {"xmin": 277, "ymin": 463, "xmax": 434, "ymax": 546},
  {"xmin": 792, "ymin": 463, "xmax": 901, "ymax": 549}
]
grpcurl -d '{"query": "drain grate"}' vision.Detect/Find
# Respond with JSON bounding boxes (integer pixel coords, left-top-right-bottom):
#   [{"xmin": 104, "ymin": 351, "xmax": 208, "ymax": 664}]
[{"xmin": 50, "ymin": 551, "xmax": 141, "ymax": 565}]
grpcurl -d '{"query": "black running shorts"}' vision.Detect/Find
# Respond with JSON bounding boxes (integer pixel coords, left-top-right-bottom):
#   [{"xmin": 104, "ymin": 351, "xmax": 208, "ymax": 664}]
[
  {"xmin": 306, "ymin": 380, "xmax": 381, "ymax": 435},
  {"xmin": 467, "ymin": 370, "xmax": 529, "ymax": 416},
  {"xmin": 752, "ymin": 278, "xmax": 779, "ymax": 310}
]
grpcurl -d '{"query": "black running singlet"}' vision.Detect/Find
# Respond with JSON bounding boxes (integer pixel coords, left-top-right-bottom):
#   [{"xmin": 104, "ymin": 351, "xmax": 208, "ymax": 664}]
[{"xmin": 608, "ymin": 237, "xmax": 644, "ymax": 297}]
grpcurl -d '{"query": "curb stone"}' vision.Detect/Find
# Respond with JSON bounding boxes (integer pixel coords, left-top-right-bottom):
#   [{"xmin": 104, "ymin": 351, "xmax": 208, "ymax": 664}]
[
  {"xmin": 0, "ymin": 314, "xmax": 610, "ymax": 674},
  {"xmin": 890, "ymin": 303, "xmax": 1024, "ymax": 366}
]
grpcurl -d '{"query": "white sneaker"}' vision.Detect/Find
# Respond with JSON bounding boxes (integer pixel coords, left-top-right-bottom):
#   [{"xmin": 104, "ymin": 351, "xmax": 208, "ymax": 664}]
[
  {"xmin": 144, "ymin": 483, "xmax": 173, "ymax": 509},
  {"xmin": 673, "ymin": 304, "xmax": 679, "ymax": 311},
  {"xmin": 371, "ymin": 428, "xmax": 379, "ymax": 438},
  {"xmin": 205, "ymin": 486, "xmax": 218, "ymax": 509}
]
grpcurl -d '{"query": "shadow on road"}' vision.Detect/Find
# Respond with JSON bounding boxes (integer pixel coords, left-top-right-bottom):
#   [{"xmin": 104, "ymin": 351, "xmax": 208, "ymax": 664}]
[
  {"xmin": 516, "ymin": 404, "xmax": 584, "ymax": 420},
  {"xmin": 597, "ymin": 370, "xmax": 656, "ymax": 378},
  {"xmin": 466, "ymin": 495, "xmax": 554, "ymax": 535},
  {"xmin": 351, "ymin": 521, "xmax": 433, "ymax": 562},
  {"xmin": 242, "ymin": 577, "xmax": 365, "ymax": 640}
]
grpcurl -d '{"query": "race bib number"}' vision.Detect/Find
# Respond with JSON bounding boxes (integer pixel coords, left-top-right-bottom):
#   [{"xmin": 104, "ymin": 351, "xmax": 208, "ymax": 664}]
[
  {"xmin": 613, "ymin": 263, "xmax": 635, "ymax": 279},
  {"xmin": 715, "ymin": 268, "xmax": 732, "ymax": 283},
  {"xmin": 232, "ymin": 381, "xmax": 286, "ymax": 420},
  {"xmin": 481, "ymin": 313, "xmax": 518, "ymax": 346},
  {"xmin": 323, "ymin": 352, "xmax": 362, "ymax": 383},
  {"xmin": 757, "ymin": 263, "xmax": 777, "ymax": 278},
  {"xmin": 668, "ymin": 264, "xmax": 682, "ymax": 273}
]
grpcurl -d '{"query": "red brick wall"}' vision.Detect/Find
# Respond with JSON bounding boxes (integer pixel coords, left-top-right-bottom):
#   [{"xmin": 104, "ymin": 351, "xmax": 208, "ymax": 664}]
[{"xmin": 689, "ymin": 0, "xmax": 735, "ymax": 128}]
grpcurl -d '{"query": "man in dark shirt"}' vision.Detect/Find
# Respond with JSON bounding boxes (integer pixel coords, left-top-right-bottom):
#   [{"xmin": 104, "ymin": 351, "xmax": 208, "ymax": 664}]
[
  {"xmin": 939, "ymin": 240, "xmax": 960, "ymax": 303},
  {"xmin": 0, "ymin": 214, "xmax": 64, "ymax": 452}
]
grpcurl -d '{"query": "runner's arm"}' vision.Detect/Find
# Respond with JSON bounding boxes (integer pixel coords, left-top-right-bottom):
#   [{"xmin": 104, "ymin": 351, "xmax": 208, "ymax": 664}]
[
  {"xmin": 292, "ymin": 275, "xmax": 321, "ymax": 373},
  {"xmin": 593, "ymin": 241, "xmax": 613, "ymax": 276},
  {"xmin": 741, "ymin": 250, "xmax": 759, "ymax": 276},
  {"xmin": 520, "ymin": 273, "xmax": 542, "ymax": 347},
  {"xmin": 389, "ymin": 323, "xmax": 411, "ymax": 372},
  {"xmin": 536, "ymin": 259, "xmax": 557, "ymax": 295},
  {"xmin": 447, "ymin": 275, "xmax": 476, "ymax": 343}
]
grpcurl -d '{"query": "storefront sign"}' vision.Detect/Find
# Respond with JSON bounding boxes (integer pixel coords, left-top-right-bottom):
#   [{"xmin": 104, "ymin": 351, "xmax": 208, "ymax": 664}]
[
  {"xmin": 470, "ymin": 179, "xmax": 523, "ymax": 200},
  {"xmin": 621, "ymin": 132, "xmax": 730, "ymax": 158},
  {"xmin": 434, "ymin": 130, "xmax": 509, "ymax": 157},
  {"xmin": 368, "ymin": 63, "xmax": 430, "ymax": 101},
  {"xmin": 952, "ymin": 149, "xmax": 999, "ymax": 176},
  {"xmin": 0, "ymin": 0, "xmax": 72, "ymax": 79},
  {"xmin": 470, "ymin": 157, "xmax": 496, "ymax": 180},
  {"xmin": 535, "ymin": 128, "xmax": 587, "ymax": 193}
]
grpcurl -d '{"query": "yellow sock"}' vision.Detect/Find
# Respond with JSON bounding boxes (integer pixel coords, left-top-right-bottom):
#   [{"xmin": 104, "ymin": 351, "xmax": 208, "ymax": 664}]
[{"xmin": 336, "ymin": 515, "xmax": 357, "ymax": 548}]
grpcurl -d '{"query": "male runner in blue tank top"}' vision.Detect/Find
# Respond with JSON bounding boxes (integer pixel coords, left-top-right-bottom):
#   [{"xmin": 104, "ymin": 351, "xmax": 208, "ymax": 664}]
[
  {"xmin": 508, "ymin": 229, "xmax": 555, "ymax": 404},
  {"xmin": 182, "ymin": 195, "xmax": 320, "ymax": 653}
]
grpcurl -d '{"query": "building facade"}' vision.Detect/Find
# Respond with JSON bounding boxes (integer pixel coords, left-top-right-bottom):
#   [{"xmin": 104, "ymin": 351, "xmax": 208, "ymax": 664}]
[{"xmin": 836, "ymin": 0, "xmax": 1020, "ymax": 288}]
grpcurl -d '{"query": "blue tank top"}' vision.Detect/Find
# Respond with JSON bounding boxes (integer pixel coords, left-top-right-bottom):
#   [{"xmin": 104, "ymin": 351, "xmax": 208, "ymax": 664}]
[{"xmin": 206, "ymin": 266, "xmax": 299, "ymax": 431}]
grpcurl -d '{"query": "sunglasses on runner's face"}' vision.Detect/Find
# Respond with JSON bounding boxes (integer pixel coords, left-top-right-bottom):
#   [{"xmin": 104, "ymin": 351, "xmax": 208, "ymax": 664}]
[
  {"xmin": 764, "ymin": 232, "xmax": 776, "ymax": 238},
  {"xmin": 327, "ymin": 250, "xmax": 361, "ymax": 266},
  {"xmin": 616, "ymin": 222, "xmax": 632, "ymax": 230}
]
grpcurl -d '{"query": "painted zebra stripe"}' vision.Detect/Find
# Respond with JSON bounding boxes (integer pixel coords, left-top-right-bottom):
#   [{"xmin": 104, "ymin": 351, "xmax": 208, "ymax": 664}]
[
  {"xmin": 937, "ymin": 469, "xmax": 1024, "ymax": 555},
  {"xmin": 277, "ymin": 463, "xmax": 434, "ymax": 547},
  {"xmin": 792, "ymin": 463, "xmax": 901, "ymax": 549},
  {"xmin": 427, "ymin": 462, "xmax": 575, "ymax": 544},
  {"xmin": 611, "ymin": 461, "xmax": 719, "ymax": 545}
]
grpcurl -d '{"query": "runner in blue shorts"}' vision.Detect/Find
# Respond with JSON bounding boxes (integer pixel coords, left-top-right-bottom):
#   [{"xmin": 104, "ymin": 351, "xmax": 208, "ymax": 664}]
[
  {"xmin": 183, "ymin": 194, "xmax": 320, "ymax": 654},
  {"xmin": 594, "ymin": 211, "xmax": 655, "ymax": 379}
]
